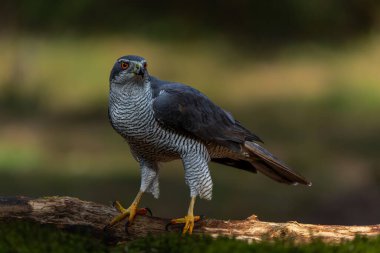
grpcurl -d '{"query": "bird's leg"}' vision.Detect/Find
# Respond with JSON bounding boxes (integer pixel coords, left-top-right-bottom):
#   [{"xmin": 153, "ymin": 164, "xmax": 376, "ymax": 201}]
[
  {"xmin": 168, "ymin": 197, "xmax": 202, "ymax": 235},
  {"xmin": 105, "ymin": 191, "xmax": 150, "ymax": 229}
]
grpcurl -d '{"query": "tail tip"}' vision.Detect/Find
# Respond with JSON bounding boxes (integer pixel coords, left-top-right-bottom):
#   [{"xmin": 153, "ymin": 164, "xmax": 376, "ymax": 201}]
[{"xmin": 292, "ymin": 181, "xmax": 312, "ymax": 187}]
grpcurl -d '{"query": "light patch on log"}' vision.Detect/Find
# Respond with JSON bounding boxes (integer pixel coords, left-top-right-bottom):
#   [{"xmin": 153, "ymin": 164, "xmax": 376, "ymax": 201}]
[{"xmin": 0, "ymin": 196, "xmax": 379, "ymax": 244}]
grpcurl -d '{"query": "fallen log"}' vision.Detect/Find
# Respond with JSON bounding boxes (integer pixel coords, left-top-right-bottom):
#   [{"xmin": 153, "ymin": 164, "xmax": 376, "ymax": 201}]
[{"xmin": 0, "ymin": 196, "xmax": 379, "ymax": 244}]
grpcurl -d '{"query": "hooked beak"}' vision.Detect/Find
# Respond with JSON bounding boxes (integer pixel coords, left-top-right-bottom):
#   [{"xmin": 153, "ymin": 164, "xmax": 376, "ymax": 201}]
[{"xmin": 133, "ymin": 63, "xmax": 145, "ymax": 77}]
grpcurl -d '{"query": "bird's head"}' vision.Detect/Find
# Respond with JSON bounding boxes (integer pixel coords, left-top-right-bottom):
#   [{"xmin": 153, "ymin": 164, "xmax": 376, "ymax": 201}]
[{"xmin": 109, "ymin": 55, "xmax": 148, "ymax": 84}]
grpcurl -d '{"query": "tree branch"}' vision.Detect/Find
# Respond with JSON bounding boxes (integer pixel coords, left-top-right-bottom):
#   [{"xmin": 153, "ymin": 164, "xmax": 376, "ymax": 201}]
[{"xmin": 0, "ymin": 196, "xmax": 379, "ymax": 244}]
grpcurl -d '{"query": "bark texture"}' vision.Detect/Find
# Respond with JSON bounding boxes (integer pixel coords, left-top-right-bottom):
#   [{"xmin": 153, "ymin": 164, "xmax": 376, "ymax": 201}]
[{"xmin": 0, "ymin": 196, "xmax": 379, "ymax": 244}]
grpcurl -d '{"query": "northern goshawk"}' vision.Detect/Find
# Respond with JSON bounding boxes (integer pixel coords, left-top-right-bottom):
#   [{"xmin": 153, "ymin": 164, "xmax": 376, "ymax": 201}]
[{"xmin": 106, "ymin": 55, "xmax": 311, "ymax": 234}]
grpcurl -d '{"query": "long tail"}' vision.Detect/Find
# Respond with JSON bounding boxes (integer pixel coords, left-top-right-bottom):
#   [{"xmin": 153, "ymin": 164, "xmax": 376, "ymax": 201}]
[{"xmin": 244, "ymin": 141, "xmax": 312, "ymax": 186}]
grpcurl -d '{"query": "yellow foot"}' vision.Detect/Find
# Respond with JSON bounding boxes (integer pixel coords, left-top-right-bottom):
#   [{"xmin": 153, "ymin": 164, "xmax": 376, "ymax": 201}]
[
  {"xmin": 104, "ymin": 201, "xmax": 151, "ymax": 231},
  {"xmin": 166, "ymin": 215, "xmax": 203, "ymax": 235}
]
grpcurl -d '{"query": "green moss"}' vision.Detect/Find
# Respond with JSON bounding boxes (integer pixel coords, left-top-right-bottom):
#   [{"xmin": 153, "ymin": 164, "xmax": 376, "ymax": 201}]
[
  {"xmin": 125, "ymin": 234, "xmax": 380, "ymax": 253},
  {"xmin": 0, "ymin": 220, "xmax": 108, "ymax": 253},
  {"xmin": 1, "ymin": 221, "xmax": 379, "ymax": 253}
]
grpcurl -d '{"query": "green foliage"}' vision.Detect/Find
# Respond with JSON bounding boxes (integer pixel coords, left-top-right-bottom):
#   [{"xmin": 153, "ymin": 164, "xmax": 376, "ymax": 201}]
[
  {"xmin": 2, "ymin": 0, "xmax": 380, "ymax": 44},
  {"xmin": 1, "ymin": 221, "xmax": 379, "ymax": 253}
]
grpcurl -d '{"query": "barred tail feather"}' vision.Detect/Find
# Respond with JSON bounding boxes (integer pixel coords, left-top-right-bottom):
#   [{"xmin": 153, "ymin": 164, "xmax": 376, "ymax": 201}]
[{"xmin": 244, "ymin": 141, "xmax": 312, "ymax": 186}]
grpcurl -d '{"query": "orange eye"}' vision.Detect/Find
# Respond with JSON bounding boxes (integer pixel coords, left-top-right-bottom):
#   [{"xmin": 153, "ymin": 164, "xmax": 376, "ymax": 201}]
[
  {"xmin": 143, "ymin": 62, "xmax": 147, "ymax": 69},
  {"xmin": 121, "ymin": 62, "xmax": 129, "ymax": 70}
]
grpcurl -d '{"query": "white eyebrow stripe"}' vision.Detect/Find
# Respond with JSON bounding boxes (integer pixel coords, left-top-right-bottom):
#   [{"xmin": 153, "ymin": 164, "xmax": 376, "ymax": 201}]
[{"xmin": 118, "ymin": 59, "xmax": 145, "ymax": 66}]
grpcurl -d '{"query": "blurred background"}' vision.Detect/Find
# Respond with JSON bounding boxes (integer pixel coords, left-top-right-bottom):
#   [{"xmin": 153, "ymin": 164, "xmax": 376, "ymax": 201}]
[{"xmin": 0, "ymin": 0, "xmax": 379, "ymax": 225}]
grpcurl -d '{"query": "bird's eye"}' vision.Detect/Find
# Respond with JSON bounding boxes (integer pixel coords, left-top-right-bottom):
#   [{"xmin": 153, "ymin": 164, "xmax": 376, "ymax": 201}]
[
  {"xmin": 121, "ymin": 62, "xmax": 129, "ymax": 70},
  {"xmin": 143, "ymin": 62, "xmax": 147, "ymax": 69}
]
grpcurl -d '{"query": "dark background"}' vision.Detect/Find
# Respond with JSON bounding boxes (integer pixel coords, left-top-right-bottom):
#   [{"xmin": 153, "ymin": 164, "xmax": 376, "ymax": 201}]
[{"xmin": 0, "ymin": 0, "xmax": 379, "ymax": 225}]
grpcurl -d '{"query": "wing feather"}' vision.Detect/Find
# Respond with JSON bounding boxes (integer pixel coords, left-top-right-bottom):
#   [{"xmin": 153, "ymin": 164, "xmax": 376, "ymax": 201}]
[{"xmin": 151, "ymin": 77, "xmax": 262, "ymax": 150}]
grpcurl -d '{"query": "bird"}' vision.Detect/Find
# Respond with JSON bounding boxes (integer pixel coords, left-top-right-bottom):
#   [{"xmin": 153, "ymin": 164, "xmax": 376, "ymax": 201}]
[{"xmin": 106, "ymin": 55, "xmax": 311, "ymax": 234}]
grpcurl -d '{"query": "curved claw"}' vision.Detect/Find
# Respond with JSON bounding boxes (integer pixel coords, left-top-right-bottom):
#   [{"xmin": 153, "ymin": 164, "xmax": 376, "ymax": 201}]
[
  {"xmin": 165, "ymin": 222, "xmax": 172, "ymax": 231},
  {"xmin": 165, "ymin": 215, "xmax": 204, "ymax": 233},
  {"xmin": 124, "ymin": 220, "xmax": 131, "ymax": 234},
  {"xmin": 112, "ymin": 200, "xmax": 128, "ymax": 213},
  {"xmin": 145, "ymin": 207, "xmax": 153, "ymax": 216},
  {"xmin": 165, "ymin": 222, "xmax": 178, "ymax": 232},
  {"xmin": 165, "ymin": 222, "xmax": 185, "ymax": 233}
]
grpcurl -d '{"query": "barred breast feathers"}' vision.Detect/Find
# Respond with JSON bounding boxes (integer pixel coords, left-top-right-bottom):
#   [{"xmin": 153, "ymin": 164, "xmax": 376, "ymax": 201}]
[{"xmin": 109, "ymin": 77, "xmax": 216, "ymax": 199}]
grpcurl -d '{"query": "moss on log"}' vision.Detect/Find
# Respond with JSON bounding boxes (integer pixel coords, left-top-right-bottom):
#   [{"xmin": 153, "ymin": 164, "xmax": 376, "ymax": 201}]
[{"xmin": 0, "ymin": 196, "xmax": 379, "ymax": 244}]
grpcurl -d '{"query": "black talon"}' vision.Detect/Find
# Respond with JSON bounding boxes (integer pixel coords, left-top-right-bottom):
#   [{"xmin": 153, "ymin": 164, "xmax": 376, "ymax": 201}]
[
  {"xmin": 124, "ymin": 221, "xmax": 130, "ymax": 234},
  {"xmin": 144, "ymin": 207, "xmax": 153, "ymax": 216},
  {"xmin": 112, "ymin": 201, "xmax": 117, "ymax": 208},
  {"xmin": 165, "ymin": 222, "xmax": 172, "ymax": 231},
  {"xmin": 165, "ymin": 222, "xmax": 185, "ymax": 233},
  {"xmin": 179, "ymin": 224, "xmax": 185, "ymax": 234}
]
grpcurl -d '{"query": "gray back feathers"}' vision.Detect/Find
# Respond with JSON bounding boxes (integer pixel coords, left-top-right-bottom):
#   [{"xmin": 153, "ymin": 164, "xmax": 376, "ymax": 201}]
[{"xmin": 108, "ymin": 56, "xmax": 311, "ymax": 201}]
